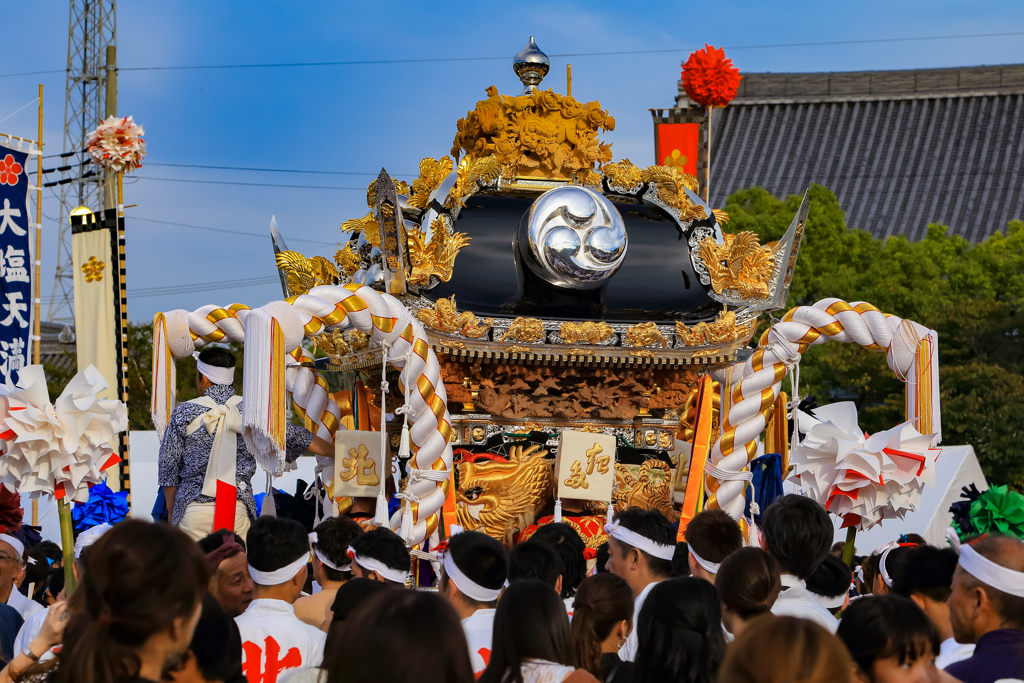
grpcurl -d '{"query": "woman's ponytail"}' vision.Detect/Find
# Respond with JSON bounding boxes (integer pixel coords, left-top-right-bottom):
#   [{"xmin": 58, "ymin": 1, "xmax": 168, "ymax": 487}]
[{"xmin": 570, "ymin": 574, "xmax": 635, "ymax": 678}]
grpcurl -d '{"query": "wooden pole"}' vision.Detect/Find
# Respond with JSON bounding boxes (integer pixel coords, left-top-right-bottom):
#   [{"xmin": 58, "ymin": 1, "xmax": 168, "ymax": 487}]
[
  {"xmin": 567, "ymin": 64, "xmax": 572, "ymax": 97},
  {"xmin": 32, "ymin": 84, "xmax": 43, "ymax": 528}
]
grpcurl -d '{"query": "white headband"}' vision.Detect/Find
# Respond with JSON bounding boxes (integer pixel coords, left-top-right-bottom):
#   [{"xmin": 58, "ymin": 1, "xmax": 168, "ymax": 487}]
[
  {"xmin": 75, "ymin": 523, "xmax": 112, "ymax": 558},
  {"xmin": 443, "ymin": 551, "xmax": 503, "ymax": 602},
  {"xmin": 348, "ymin": 546, "xmax": 409, "ymax": 585},
  {"xmin": 809, "ymin": 590, "xmax": 847, "ymax": 610},
  {"xmin": 0, "ymin": 534, "xmax": 23, "ymax": 560},
  {"xmin": 193, "ymin": 352, "xmax": 235, "ymax": 386},
  {"xmin": 308, "ymin": 533, "xmax": 350, "ymax": 573},
  {"xmin": 959, "ymin": 544, "xmax": 1024, "ymax": 599},
  {"xmin": 248, "ymin": 553, "xmax": 309, "ymax": 586},
  {"xmin": 688, "ymin": 546, "xmax": 720, "ymax": 575},
  {"xmin": 605, "ymin": 521, "xmax": 676, "ymax": 561},
  {"xmin": 879, "ymin": 547, "xmax": 896, "ymax": 587}
]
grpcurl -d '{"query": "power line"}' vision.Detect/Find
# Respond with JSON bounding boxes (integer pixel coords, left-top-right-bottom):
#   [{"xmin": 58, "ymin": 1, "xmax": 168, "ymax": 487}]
[
  {"xmin": 133, "ymin": 175, "xmax": 365, "ymax": 191},
  {"xmin": 3, "ymin": 31, "xmax": 1024, "ymax": 78},
  {"xmin": 128, "ymin": 275, "xmax": 280, "ymax": 297},
  {"xmin": 131, "ymin": 216, "xmax": 340, "ymax": 245},
  {"xmin": 147, "ymin": 162, "xmax": 415, "ymax": 178}
]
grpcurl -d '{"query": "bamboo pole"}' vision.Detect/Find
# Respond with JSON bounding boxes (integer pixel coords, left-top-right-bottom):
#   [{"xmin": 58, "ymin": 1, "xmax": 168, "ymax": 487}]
[
  {"xmin": 842, "ymin": 526, "xmax": 857, "ymax": 567},
  {"xmin": 31, "ymin": 85, "xmax": 43, "ymax": 528},
  {"xmin": 567, "ymin": 64, "xmax": 572, "ymax": 97},
  {"xmin": 58, "ymin": 499, "xmax": 76, "ymax": 593}
]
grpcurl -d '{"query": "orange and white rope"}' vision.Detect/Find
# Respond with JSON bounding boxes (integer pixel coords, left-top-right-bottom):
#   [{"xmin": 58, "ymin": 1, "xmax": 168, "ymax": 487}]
[{"xmin": 706, "ymin": 298, "xmax": 940, "ymax": 519}]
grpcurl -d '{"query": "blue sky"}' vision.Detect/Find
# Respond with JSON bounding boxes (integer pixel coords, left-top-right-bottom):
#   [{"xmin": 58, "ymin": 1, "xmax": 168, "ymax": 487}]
[{"xmin": 1, "ymin": 1, "xmax": 1023, "ymax": 324}]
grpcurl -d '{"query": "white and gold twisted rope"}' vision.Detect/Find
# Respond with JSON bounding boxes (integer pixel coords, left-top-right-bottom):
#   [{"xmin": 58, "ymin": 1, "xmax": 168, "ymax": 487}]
[
  {"xmin": 705, "ymin": 298, "xmax": 936, "ymax": 519},
  {"xmin": 152, "ymin": 284, "xmax": 452, "ymax": 545}
]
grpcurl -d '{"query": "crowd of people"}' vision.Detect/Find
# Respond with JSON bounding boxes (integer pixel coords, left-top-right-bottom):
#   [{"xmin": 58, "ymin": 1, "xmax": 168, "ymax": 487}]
[{"xmin": 0, "ymin": 491, "xmax": 1015, "ymax": 683}]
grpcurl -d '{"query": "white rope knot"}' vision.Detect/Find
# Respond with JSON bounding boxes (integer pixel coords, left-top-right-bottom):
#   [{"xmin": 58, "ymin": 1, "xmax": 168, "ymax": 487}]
[
  {"xmin": 395, "ymin": 403, "xmax": 417, "ymax": 418},
  {"xmin": 705, "ymin": 461, "xmax": 753, "ymax": 482},
  {"xmin": 407, "ymin": 467, "xmax": 450, "ymax": 483}
]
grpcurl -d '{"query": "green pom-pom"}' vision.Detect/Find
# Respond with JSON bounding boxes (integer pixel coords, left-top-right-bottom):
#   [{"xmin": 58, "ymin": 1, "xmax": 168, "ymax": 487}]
[{"xmin": 968, "ymin": 485, "xmax": 1024, "ymax": 540}]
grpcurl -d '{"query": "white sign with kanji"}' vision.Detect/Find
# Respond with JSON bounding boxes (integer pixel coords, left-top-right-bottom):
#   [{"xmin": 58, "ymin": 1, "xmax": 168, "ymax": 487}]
[
  {"xmin": 555, "ymin": 430, "xmax": 616, "ymax": 502},
  {"xmin": 333, "ymin": 430, "xmax": 388, "ymax": 498}
]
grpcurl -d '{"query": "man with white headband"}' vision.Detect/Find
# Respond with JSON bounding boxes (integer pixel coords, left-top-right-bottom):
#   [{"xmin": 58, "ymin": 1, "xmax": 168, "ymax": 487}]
[
  {"xmin": 945, "ymin": 535, "xmax": 1024, "ymax": 683},
  {"xmin": 440, "ymin": 530, "xmax": 509, "ymax": 678},
  {"xmin": 159, "ymin": 348, "xmax": 334, "ymax": 542},
  {"xmin": 235, "ymin": 517, "xmax": 326, "ymax": 681},
  {"xmin": 349, "ymin": 527, "xmax": 411, "ymax": 586},
  {"xmin": 294, "ymin": 516, "xmax": 363, "ymax": 629},
  {"xmin": 761, "ymin": 494, "xmax": 838, "ymax": 633},
  {"xmin": 604, "ymin": 507, "xmax": 675, "ymax": 661},
  {"xmin": 683, "ymin": 509, "xmax": 743, "ymax": 585},
  {"xmin": 0, "ymin": 534, "xmax": 40, "ymax": 622}
]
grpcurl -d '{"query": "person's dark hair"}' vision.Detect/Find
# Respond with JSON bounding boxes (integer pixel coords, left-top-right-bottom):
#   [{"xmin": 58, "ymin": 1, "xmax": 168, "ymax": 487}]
[
  {"xmin": 806, "ymin": 554, "xmax": 852, "ymax": 610},
  {"xmin": 719, "ymin": 614, "xmax": 853, "ymax": 683},
  {"xmin": 46, "ymin": 566, "xmax": 65, "ymax": 602},
  {"xmin": 878, "ymin": 546, "xmax": 916, "ymax": 592},
  {"xmin": 478, "ymin": 581, "xmax": 574, "ymax": 683},
  {"xmin": 183, "ymin": 594, "xmax": 243, "ymax": 683},
  {"xmin": 58, "ymin": 520, "xmax": 207, "ymax": 683},
  {"xmin": 571, "ymin": 574, "xmax": 633, "ymax": 678},
  {"xmin": 633, "ymin": 577, "xmax": 724, "ymax": 683},
  {"xmin": 198, "ymin": 529, "xmax": 246, "ymax": 554},
  {"xmin": 350, "ymin": 527, "xmax": 411, "ymax": 581},
  {"xmin": 508, "ymin": 541, "xmax": 564, "ymax": 590},
  {"xmin": 23, "ymin": 546, "xmax": 53, "ymax": 602},
  {"xmin": 595, "ymin": 542, "xmax": 610, "ymax": 574},
  {"xmin": 197, "ymin": 347, "xmax": 236, "ymax": 368},
  {"xmin": 610, "ymin": 507, "xmax": 674, "ymax": 579},
  {"xmin": 313, "ymin": 516, "xmax": 363, "ymax": 583},
  {"xmin": 890, "ymin": 546, "xmax": 957, "ymax": 603},
  {"xmin": 683, "ymin": 509, "xmax": 743, "ymax": 565},
  {"xmin": 442, "ymin": 530, "xmax": 507, "ymax": 607},
  {"xmin": 716, "ymin": 547, "xmax": 781, "ymax": 620},
  {"xmin": 860, "ymin": 553, "xmax": 881, "ymax": 594},
  {"xmin": 959, "ymin": 535, "xmax": 1024, "ymax": 628},
  {"xmin": 325, "ymin": 588, "xmax": 472, "ymax": 683},
  {"xmin": 837, "ymin": 594, "xmax": 940, "ymax": 679},
  {"xmin": 671, "ymin": 542, "xmax": 691, "ymax": 578},
  {"xmin": 830, "ymin": 541, "xmax": 848, "ymax": 556},
  {"xmin": 760, "ymin": 494, "xmax": 833, "ymax": 579},
  {"xmin": 898, "ymin": 533, "xmax": 926, "ymax": 546},
  {"xmin": 325, "ymin": 579, "xmax": 398, "ymax": 669},
  {"xmin": 530, "ymin": 523, "xmax": 587, "ymax": 599},
  {"xmin": 246, "ymin": 516, "xmax": 308, "ymax": 583}
]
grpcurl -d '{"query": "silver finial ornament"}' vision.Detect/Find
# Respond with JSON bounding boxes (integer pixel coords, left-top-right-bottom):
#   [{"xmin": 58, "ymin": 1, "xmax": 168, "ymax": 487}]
[{"xmin": 513, "ymin": 36, "xmax": 550, "ymax": 95}]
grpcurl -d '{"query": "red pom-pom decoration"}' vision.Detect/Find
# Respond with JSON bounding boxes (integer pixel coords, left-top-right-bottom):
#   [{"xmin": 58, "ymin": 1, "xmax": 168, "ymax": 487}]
[{"xmin": 682, "ymin": 44, "xmax": 742, "ymax": 108}]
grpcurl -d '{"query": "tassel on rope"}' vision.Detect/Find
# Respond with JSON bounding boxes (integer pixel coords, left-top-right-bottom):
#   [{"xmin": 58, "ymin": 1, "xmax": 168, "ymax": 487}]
[
  {"xmin": 241, "ymin": 310, "xmax": 288, "ymax": 476},
  {"xmin": 678, "ymin": 374, "xmax": 714, "ymax": 542},
  {"xmin": 554, "ymin": 498, "xmax": 563, "ymax": 523},
  {"xmin": 374, "ymin": 344, "xmax": 392, "ymax": 528}
]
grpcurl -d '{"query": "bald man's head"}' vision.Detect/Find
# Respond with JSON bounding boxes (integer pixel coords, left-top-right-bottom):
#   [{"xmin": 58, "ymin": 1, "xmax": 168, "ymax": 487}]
[
  {"xmin": 965, "ymin": 536, "xmax": 1024, "ymax": 628},
  {"xmin": 949, "ymin": 535, "xmax": 1024, "ymax": 642}
]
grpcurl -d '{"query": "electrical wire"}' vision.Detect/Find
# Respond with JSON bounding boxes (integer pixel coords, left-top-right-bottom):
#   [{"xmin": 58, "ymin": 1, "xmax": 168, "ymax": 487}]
[
  {"xmin": 131, "ymin": 216, "xmax": 339, "ymax": 246},
  {"xmin": 133, "ymin": 176, "xmax": 365, "ymax": 191},
  {"xmin": 3, "ymin": 30, "xmax": 1023, "ymax": 78},
  {"xmin": 147, "ymin": 162, "xmax": 415, "ymax": 178}
]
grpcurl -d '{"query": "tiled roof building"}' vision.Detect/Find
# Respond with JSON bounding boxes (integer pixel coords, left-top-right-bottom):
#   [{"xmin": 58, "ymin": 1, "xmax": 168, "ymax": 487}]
[{"xmin": 668, "ymin": 64, "xmax": 1024, "ymax": 241}]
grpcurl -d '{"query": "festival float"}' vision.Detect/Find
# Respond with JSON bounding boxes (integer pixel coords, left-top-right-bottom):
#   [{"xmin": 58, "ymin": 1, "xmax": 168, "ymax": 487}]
[{"xmin": 150, "ymin": 38, "xmax": 943, "ymax": 569}]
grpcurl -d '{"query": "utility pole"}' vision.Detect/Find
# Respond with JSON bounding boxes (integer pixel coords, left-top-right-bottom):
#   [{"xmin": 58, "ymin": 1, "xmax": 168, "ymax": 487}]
[
  {"xmin": 47, "ymin": 0, "xmax": 116, "ymax": 323},
  {"xmin": 103, "ymin": 45, "xmax": 117, "ymax": 210}
]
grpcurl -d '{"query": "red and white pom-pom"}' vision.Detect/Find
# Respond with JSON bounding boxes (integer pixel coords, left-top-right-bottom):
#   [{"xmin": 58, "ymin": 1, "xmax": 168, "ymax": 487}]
[
  {"xmin": 681, "ymin": 44, "xmax": 742, "ymax": 108},
  {"xmin": 86, "ymin": 115, "xmax": 147, "ymax": 174}
]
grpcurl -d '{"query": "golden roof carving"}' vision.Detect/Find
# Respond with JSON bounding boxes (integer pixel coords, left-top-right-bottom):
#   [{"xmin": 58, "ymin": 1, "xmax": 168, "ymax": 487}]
[
  {"xmin": 676, "ymin": 309, "xmax": 755, "ymax": 347},
  {"xmin": 408, "ymin": 218, "xmax": 471, "ymax": 285},
  {"xmin": 501, "ymin": 317, "xmax": 545, "ymax": 343},
  {"xmin": 451, "ymin": 86, "xmax": 615, "ymax": 179},
  {"xmin": 604, "ymin": 159, "xmax": 643, "ymax": 192},
  {"xmin": 559, "ymin": 321, "xmax": 615, "ymax": 344},
  {"xmin": 274, "ymin": 251, "xmax": 338, "ymax": 296},
  {"xmin": 624, "ymin": 322, "xmax": 669, "ymax": 348},
  {"xmin": 697, "ymin": 231, "xmax": 776, "ymax": 298},
  {"xmin": 408, "ymin": 157, "xmax": 454, "ymax": 209},
  {"xmin": 416, "ymin": 295, "xmax": 493, "ymax": 338},
  {"xmin": 640, "ymin": 166, "xmax": 706, "ymax": 222}
]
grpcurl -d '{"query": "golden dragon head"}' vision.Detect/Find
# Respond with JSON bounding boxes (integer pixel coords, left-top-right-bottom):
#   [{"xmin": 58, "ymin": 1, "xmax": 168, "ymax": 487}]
[{"xmin": 455, "ymin": 443, "xmax": 554, "ymax": 544}]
